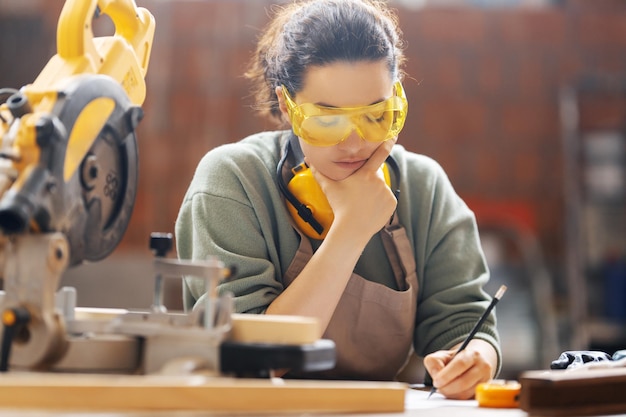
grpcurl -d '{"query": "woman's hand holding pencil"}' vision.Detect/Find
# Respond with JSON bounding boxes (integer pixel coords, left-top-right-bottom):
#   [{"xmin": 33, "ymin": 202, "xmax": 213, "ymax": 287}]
[{"xmin": 423, "ymin": 285, "xmax": 507, "ymax": 400}]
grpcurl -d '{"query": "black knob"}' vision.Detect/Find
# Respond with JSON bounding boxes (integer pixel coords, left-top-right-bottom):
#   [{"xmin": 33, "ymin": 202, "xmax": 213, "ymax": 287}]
[
  {"xmin": 7, "ymin": 93, "xmax": 32, "ymax": 118},
  {"xmin": 150, "ymin": 232, "xmax": 173, "ymax": 257}
]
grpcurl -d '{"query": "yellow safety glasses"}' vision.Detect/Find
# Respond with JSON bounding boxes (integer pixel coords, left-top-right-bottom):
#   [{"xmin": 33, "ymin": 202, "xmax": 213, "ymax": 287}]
[{"xmin": 282, "ymin": 81, "xmax": 408, "ymax": 147}]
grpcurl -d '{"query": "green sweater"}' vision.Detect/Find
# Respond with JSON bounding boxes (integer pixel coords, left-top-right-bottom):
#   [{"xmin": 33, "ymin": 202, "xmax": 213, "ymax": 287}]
[{"xmin": 175, "ymin": 130, "xmax": 501, "ymax": 363}]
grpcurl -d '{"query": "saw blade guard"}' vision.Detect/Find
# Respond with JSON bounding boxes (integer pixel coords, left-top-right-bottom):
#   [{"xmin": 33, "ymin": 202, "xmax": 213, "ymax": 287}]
[{"xmin": 0, "ymin": 75, "xmax": 142, "ymax": 264}]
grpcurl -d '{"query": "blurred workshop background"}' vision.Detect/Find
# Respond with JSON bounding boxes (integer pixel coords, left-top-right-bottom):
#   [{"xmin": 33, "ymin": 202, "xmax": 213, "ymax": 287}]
[{"xmin": 1, "ymin": 0, "xmax": 625, "ymax": 380}]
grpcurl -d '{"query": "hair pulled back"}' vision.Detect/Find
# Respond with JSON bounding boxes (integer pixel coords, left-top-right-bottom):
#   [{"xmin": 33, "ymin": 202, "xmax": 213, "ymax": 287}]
[{"xmin": 245, "ymin": 0, "xmax": 405, "ymax": 123}]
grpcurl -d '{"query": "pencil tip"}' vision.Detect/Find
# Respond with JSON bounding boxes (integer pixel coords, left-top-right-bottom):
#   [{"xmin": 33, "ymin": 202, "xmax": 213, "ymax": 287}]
[{"xmin": 427, "ymin": 386, "xmax": 437, "ymax": 399}]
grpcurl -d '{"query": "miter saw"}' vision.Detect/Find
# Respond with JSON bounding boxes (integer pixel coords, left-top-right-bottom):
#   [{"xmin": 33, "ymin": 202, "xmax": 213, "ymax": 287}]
[{"xmin": 0, "ymin": 0, "xmax": 335, "ymax": 377}]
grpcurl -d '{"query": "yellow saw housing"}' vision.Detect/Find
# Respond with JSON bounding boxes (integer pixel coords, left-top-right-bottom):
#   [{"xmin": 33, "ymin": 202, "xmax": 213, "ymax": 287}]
[{"xmin": 0, "ymin": 0, "xmax": 155, "ymax": 265}]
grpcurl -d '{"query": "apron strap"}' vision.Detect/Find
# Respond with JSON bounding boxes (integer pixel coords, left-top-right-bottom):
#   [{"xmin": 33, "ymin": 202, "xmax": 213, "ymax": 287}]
[
  {"xmin": 283, "ymin": 222, "xmax": 313, "ymax": 286},
  {"xmin": 380, "ymin": 213, "xmax": 415, "ymax": 291}
]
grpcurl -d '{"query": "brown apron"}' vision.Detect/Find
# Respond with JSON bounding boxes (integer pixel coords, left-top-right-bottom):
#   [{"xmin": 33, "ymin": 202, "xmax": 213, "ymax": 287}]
[{"xmin": 283, "ymin": 214, "xmax": 419, "ymax": 381}]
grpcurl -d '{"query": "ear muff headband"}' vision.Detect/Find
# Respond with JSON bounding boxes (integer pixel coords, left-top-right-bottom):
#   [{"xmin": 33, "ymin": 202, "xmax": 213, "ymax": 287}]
[{"xmin": 276, "ymin": 139, "xmax": 325, "ymax": 236}]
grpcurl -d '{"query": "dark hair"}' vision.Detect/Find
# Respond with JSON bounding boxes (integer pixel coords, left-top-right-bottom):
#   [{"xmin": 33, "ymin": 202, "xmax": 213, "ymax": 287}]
[{"xmin": 245, "ymin": 0, "xmax": 405, "ymax": 123}]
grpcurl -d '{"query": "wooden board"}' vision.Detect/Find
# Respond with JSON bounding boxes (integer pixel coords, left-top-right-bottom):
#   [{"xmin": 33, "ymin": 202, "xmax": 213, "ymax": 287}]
[
  {"xmin": 519, "ymin": 367, "xmax": 626, "ymax": 416},
  {"xmin": 230, "ymin": 313, "xmax": 320, "ymax": 344},
  {"xmin": 0, "ymin": 373, "xmax": 406, "ymax": 413}
]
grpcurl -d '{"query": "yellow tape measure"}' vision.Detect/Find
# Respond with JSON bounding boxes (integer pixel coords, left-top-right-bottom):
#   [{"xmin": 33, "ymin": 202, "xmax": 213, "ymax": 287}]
[{"xmin": 475, "ymin": 380, "xmax": 521, "ymax": 408}]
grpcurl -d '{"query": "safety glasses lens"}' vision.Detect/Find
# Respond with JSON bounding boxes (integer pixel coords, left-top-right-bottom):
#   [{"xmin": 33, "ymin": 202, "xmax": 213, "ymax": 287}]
[
  {"xmin": 285, "ymin": 82, "xmax": 407, "ymax": 146},
  {"xmin": 300, "ymin": 116, "xmax": 352, "ymax": 146}
]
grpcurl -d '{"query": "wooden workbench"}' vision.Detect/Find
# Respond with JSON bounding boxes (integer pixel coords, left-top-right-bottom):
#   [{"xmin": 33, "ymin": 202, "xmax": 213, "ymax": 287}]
[
  {"xmin": 0, "ymin": 376, "xmax": 531, "ymax": 417},
  {"xmin": 4, "ymin": 353, "xmax": 626, "ymax": 417}
]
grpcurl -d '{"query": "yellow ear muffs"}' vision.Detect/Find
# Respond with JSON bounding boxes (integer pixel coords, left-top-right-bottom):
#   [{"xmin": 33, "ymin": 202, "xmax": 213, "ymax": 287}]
[{"xmin": 286, "ymin": 162, "xmax": 392, "ymax": 239}]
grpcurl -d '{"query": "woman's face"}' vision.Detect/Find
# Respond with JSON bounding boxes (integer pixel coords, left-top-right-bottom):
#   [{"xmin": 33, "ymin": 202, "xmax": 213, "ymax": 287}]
[{"xmin": 278, "ymin": 60, "xmax": 396, "ymax": 181}]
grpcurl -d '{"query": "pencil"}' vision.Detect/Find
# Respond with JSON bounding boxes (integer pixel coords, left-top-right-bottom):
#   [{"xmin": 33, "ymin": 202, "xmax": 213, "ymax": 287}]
[{"xmin": 427, "ymin": 284, "xmax": 507, "ymax": 399}]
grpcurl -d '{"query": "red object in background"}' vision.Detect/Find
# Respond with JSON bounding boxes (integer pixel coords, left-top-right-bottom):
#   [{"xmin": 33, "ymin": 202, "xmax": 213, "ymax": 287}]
[{"xmin": 462, "ymin": 197, "xmax": 537, "ymax": 234}]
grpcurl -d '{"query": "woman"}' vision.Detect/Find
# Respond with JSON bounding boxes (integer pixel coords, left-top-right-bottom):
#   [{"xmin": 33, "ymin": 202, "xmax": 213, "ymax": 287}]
[{"xmin": 175, "ymin": 0, "xmax": 501, "ymax": 400}]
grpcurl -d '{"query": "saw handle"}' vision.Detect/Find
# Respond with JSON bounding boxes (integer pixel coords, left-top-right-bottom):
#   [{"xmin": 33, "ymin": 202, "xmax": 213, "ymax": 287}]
[
  {"xmin": 39, "ymin": 0, "xmax": 155, "ymax": 106},
  {"xmin": 58, "ymin": 0, "xmax": 153, "ymax": 74}
]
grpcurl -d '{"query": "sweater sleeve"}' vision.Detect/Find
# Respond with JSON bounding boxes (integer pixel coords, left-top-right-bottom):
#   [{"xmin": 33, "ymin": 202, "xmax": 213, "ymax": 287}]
[
  {"xmin": 175, "ymin": 140, "xmax": 286, "ymax": 314},
  {"xmin": 405, "ymin": 155, "xmax": 501, "ymax": 373}
]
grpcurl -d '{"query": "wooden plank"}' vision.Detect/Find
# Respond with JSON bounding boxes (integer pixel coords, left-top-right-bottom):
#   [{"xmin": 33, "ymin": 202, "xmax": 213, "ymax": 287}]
[
  {"xmin": 0, "ymin": 373, "xmax": 406, "ymax": 413},
  {"xmin": 519, "ymin": 367, "xmax": 626, "ymax": 416},
  {"xmin": 230, "ymin": 313, "xmax": 320, "ymax": 344}
]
